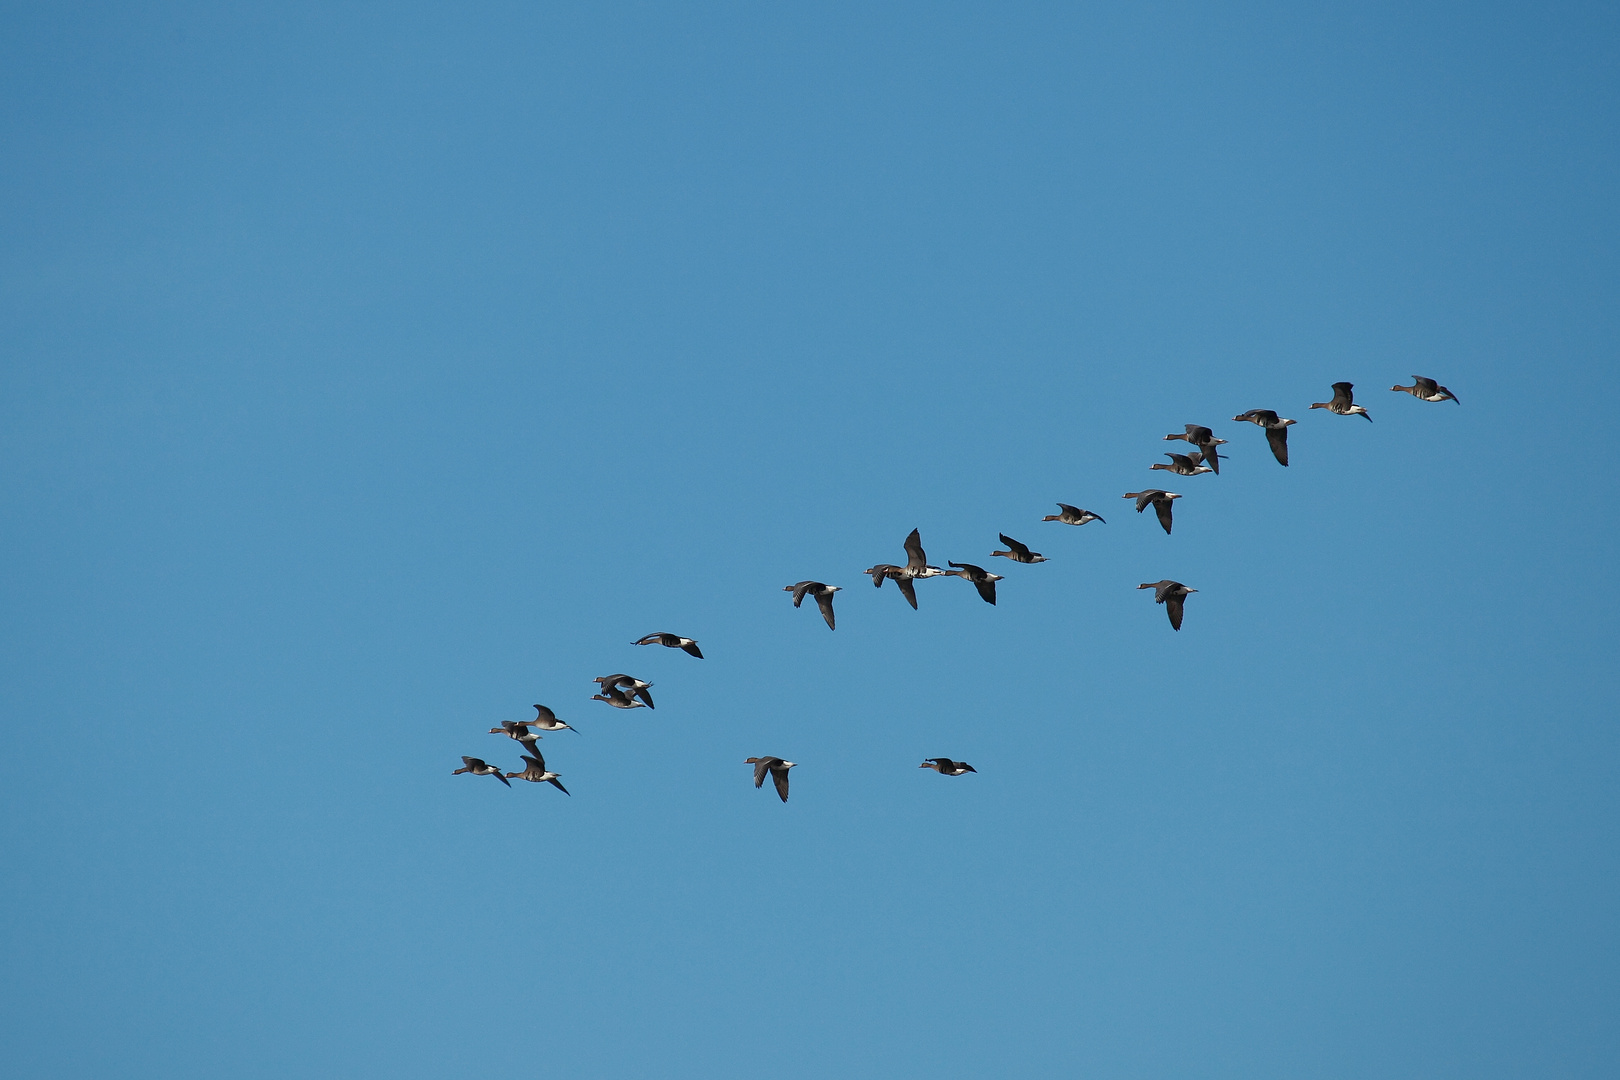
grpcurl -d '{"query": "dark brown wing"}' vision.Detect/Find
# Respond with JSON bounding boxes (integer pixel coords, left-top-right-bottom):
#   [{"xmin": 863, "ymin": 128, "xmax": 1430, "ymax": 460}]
[
  {"xmin": 680, "ymin": 640, "xmax": 704, "ymax": 658},
  {"xmin": 533, "ymin": 704, "xmax": 558, "ymax": 724},
  {"xmin": 814, "ymin": 590, "xmax": 837, "ymax": 630},
  {"xmin": 1265, "ymin": 424, "xmax": 1289, "ymax": 466},
  {"xmin": 749, "ymin": 758, "xmax": 772, "ymax": 787},
  {"xmin": 547, "ymin": 776, "xmax": 570, "ymax": 796},
  {"xmin": 1166, "ymin": 594, "xmax": 1186, "ymax": 631},
  {"xmin": 1152, "ymin": 497, "xmax": 1174, "ymax": 534},
  {"xmin": 903, "ymin": 529, "xmax": 927, "ymax": 572},
  {"xmin": 789, "ymin": 581, "xmax": 814, "ymax": 606},
  {"xmin": 1331, "ymin": 382, "xmax": 1355, "ymax": 409},
  {"xmin": 771, "ymin": 767, "xmax": 791, "ymax": 803},
  {"xmin": 973, "ymin": 578, "xmax": 997, "ymax": 605}
]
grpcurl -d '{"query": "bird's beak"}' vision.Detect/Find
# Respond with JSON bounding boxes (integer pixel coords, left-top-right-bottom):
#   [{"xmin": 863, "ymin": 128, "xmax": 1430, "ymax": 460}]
[{"xmin": 1187, "ymin": 588, "xmax": 1199, "ymax": 593}]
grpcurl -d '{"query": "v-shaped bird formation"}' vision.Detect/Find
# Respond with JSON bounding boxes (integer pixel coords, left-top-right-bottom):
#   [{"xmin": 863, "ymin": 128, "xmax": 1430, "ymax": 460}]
[{"xmin": 453, "ymin": 376, "xmax": 1460, "ymax": 801}]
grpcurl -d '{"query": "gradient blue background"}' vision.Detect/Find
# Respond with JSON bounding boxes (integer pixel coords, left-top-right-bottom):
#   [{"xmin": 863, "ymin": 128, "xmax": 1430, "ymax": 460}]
[{"xmin": 3, "ymin": 3, "xmax": 1617, "ymax": 1077}]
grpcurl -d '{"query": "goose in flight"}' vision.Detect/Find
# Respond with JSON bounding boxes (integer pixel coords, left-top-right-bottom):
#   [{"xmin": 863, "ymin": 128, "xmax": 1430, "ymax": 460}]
[
  {"xmin": 1390, "ymin": 375, "xmax": 1460, "ymax": 404},
  {"xmin": 785, "ymin": 580, "xmax": 841, "ymax": 630},
  {"xmin": 1123, "ymin": 489, "xmax": 1181, "ymax": 535},
  {"xmin": 1310, "ymin": 382, "xmax": 1372, "ymax": 420},
  {"xmin": 1232, "ymin": 410, "xmax": 1296, "ymax": 466},
  {"xmin": 528, "ymin": 703, "xmax": 581, "ymax": 732},
  {"xmin": 1164, "ymin": 425, "xmax": 1227, "ymax": 474},
  {"xmin": 746, "ymin": 757, "xmax": 796, "ymax": 802},
  {"xmin": 1042, "ymin": 503, "xmax": 1105, "ymax": 526},
  {"xmin": 592, "ymin": 676, "xmax": 653, "ymax": 710},
  {"xmin": 990, "ymin": 534, "xmax": 1047, "ymax": 564},
  {"xmin": 505, "ymin": 751, "xmax": 570, "ymax": 794},
  {"xmin": 453, "ymin": 756, "xmax": 511, "ymax": 787},
  {"xmin": 591, "ymin": 683, "xmax": 648, "ymax": 710},
  {"xmin": 489, "ymin": 720, "xmax": 543, "ymax": 752},
  {"xmin": 1137, "ymin": 579, "xmax": 1197, "ymax": 631},
  {"xmin": 919, "ymin": 758, "xmax": 977, "ymax": 776},
  {"xmin": 1151, "ymin": 452, "xmax": 1214, "ymax": 476},
  {"xmin": 633, "ymin": 632, "xmax": 703, "ymax": 658},
  {"xmin": 865, "ymin": 529, "xmax": 946, "ymax": 609},
  {"xmin": 946, "ymin": 561, "xmax": 1003, "ymax": 605}
]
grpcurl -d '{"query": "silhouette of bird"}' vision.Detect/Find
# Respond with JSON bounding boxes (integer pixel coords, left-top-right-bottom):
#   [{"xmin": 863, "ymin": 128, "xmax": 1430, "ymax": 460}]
[
  {"xmin": 1390, "ymin": 375, "xmax": 1460, "ymax": 404},
  {"xmin": 592, "ymin": 677, "xmax": 652, "ymax": 710},
  {"xmin": 1164, "ymin": 425, "xmax": 1227, "ymax": 474},
  {"xmin": 1232, "ymin": 409, "xmax": 1296, "ymax": 466},
  {"xmin": 505, "ymin": 751, "xmax": 569, "ymax": 794},
  {"xmin": 1123, "ymin": 489, "xmax": 1181, "ymax": 535},
  {"xmin": 1137, "ymin": 580, "xmax": 1197, "ymax": 630},
  {"xmin": 946, "ymin": 561, "xmax": 1003, "ymax": 605},
  {"xmin": 453, "ymin": 756, "xmax": 511, "ymax": 787},
  {"xmin": 633, "ymin": 632, "xmax": 703, "ymax": 658},
  {"xmin": 1310, "ymin": 382, "xmax": 1372, "ymax": 420},
  {"xmin": 745, "ymin": 757, "xmax": 796, "ymax": 802},
  {"xmin": 785, "ymin": 580, "xmax": 840, "ymax": 630},
  {"xmin": 920, "ymin": 758, "xmax": 977, "ymax": 776},
  {"xmin": 1042, "ymin": 503, "xmax": 1105, "ymax": 526},
  {"xmin": 990, "ymin": 534, "xmax": 1047, "ymax": 563}
]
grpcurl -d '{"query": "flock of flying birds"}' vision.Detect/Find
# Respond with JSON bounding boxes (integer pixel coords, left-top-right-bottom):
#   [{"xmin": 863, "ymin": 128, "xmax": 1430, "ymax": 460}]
[{"xmin": 455, "ymin": 375, "xmax": 1461, "ymax": 802}]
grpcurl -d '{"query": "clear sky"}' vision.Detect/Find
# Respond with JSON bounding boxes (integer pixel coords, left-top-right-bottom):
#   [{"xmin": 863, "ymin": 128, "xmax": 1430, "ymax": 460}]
[{"xmin": 2, "ymin": 3, "xmax": 1617, "ymax": 1077}]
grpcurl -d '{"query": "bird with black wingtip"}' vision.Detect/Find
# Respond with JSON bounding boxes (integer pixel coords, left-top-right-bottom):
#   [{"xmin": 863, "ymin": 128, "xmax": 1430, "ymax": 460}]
[
  {"xmin": 785, "ymin": 580, "xmax": 841, "ymax": 630},
  {"xmin": 633, "ymin": 632, "xmax": 704, "ymax": 658},
  {"xmin": 1137, "ymin": 580, "xmax": 1197, "ymax": 631},
  {"xmin": 745, "ymin": 757, "xmax": 796, "ymax": 802}
]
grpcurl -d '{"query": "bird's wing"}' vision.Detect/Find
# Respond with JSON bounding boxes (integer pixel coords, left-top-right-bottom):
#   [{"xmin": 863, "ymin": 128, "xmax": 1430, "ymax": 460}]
[
  {"xmin": 633, "ymin": 635, "xmax": 657, "ymax": 645},
  {"xmin": 903, "ymin": 529, "xmax": 927, "ymax": 571},
  {"xmin": 973, "ymin": 578, "xmax": 997, "ymax": 605},
  {"xmin": 533, "ymin": 705, "xmax": 558, "ymax": 724},
  {"xmin": 896, "ymin": 576, "xmax": 918, "ymax": 609},
  {"xmin": 1332, "ymin": 382, "xmax": 1354, "ymax": 408},
  {"xmin": 548, "ymin": 777, "xmax": 571, "ymax": 796},
  {"xmin": 1131, "ymin": 491, "xmax": 1152, "ymax": 512},
  {"xmin": 1265, "ymin": 424, "xmax": 1290, "ymax": 466},
  {"xmin": 1152, "ymin": 498, "xmax": 1174, "ymax": 534},
  {"xmin": 1167, "ymin": 595, "xmax": 1185, "ymax": 631},
  {"xmin": 789, "ymin": 581, "xmax": 812, "ymax": 606},
  {"xmin": 814, "ymin": 590, "xmax": 836, "ymax": 630},
  {"xmin": 752, "ymin": 759, "xmax": 770, "ymax": 787},
  {"xmin": 1057, "ymin": 503, "xmax": 1083, "ymax": 517},
  {"xmin": 681, "ymin": 641, "xmax": 704, "ymax": 658},
  {"xmin": 494, "ymin": 771, "xmax": 512, "ymax": 787},
  {"xmin": 772, "ymin": 768, "xmax": 791, "ymax": 803},
  {"xmin": 634, "ymin": 685, "xmax": 655, "ymax": 708}
]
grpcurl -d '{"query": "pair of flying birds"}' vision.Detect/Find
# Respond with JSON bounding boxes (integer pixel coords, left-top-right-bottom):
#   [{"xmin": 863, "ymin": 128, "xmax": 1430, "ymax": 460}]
[{"xmin": 745, "ymin": 756, "xmax": 977, "ymax": 803}]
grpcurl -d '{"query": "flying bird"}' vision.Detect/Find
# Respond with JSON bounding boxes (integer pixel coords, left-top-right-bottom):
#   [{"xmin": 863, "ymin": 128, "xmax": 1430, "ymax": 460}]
[
  {"xmin": 919, "ymin": 758, "xmax": 977, "ymax": 776},
  {"xmin": 453, "ymin": 756, "xmax": 511, "ymax": 787},
  {"xmin": 633, "ymin": 632, "xmax": 704, "ymax": 658},
  {"xmin": 865, "ymin": 528, "xmax": 946, "ymax": 609},
  {"xmin": 1151, "ymin": 452, "xmax": 1214, "ymax": 476},
  {"xmin": 505, "ymin": 751, "xmax": 570, "ymax": 795},
  {"xmin": 990, "ymin": 534, "xmax": 1047, "ymax": 563},
  {"xmin": 1042, "ymin": 503, "xmax": 1105, "ymax": 526},
  {"xmin": 1164, "ymin": 425, "xmax": 1227, "ymax": 474},
  {"xmin": 528, "ymin": 703, "xmax": 581, "ymax": 732},
  {"xmin": 489, "ymin": 720, "xmax": 543, "ymax": 752},
  {"xmin": 1232, "ymin": 409, "xmax": 1297, "ymax": 466},
  {"xmin": 745, "ymin": 757, "xmax": 796, "ymax": 802},
  {"xmin": 1310, "ymin": 382, "xmax": 1372, "ymax": 420},
  {"xmin": 1137, "ymin": 580, "xmax": 1197, "ymax": 631},
  {"xmin": 1123, "ymin": 489, "xmax": 1181, "ymax": 535},
  {"xmin": 591, "ymin": 684, "xmax": 648, "ymax": 710},
  {"xmin": 946, "ymin": 561, "xmax": 1003, "ymax": 605},
  {"xmin": 785, "ymin": 580, "xmax": 841, "ymax": 630},
  {"xmin": 1390, "ymin": 375, "xmax": 1460, "ymax": 404},
  {"xmin": 593, "ymin": 676, "xmax": 653, "ymax": 710}
]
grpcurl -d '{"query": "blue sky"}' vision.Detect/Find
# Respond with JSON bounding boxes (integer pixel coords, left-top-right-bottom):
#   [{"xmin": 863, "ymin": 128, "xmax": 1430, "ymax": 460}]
[{"xmin": 2, "ymin": 2, "xmax": 1617, "ymax": 1077}]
